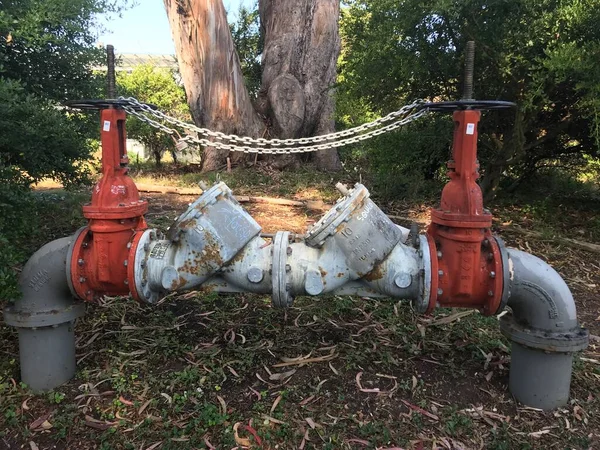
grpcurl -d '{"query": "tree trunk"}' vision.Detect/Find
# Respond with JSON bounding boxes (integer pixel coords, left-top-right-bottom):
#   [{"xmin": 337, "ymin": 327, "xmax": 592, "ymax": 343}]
[
  {"xmin": 163, "ymin": 0, "xmax": 265, "ymax": 172},
  {"xmin": 257, "ymin": 0, "xmax": 341, "ymax": 170},
  {"xmin": 164, "ymin": 0, "xmax": 342, "ymax": 172}
]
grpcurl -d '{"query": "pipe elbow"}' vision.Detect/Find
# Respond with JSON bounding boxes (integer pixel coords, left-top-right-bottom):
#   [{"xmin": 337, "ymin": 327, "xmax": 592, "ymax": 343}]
[
  {"xmin": 4, "ymin": 236, "xmax": 85, "ymax": 328},
  {"xmin": 499, "ymin": 248, "xmax": 588, "ymax": 354},
  {"xmin": 505, "ymin": 248, "xmax": 577, "ymax": 332}
]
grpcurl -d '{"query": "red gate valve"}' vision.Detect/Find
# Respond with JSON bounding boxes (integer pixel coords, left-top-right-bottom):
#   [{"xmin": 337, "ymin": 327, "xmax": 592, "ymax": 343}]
[
  {"xmin": 65, "ymin": 100, "xmax": 150, "ymax": 301},
  {"xmin": 420, "ymin": 104, "xmax": 511, "ymax": 315}
]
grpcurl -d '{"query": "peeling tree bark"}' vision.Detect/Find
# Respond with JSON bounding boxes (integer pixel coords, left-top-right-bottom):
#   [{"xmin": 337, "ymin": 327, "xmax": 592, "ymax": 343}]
[
  {"xmin": 164, "ymin": 0, "xmax": 342, "ymax": 172},
  {"xmin": 163, "ymin": 0, "xmax": 264, "ymax": 171},
  {"xmin": 257, "ymin": 0, "xmax": 341, "ymax": 170}
]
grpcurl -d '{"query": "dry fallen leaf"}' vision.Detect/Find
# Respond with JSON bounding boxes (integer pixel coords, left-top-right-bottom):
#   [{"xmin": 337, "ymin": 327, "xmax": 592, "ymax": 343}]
[
  {"xmin": 269, "ymin": 369, "xmax": 296, "ymax": 381},
  {"xmin": 356, "ymin": 371, "xmax": 380, "ymax": 393},
  {"xmin": 216, "ymin": 395, "xmax": 227, "ymax": 416},
  {"xmin": 270, "ymin": 394, "xmax": 283, "ymax": 414},
  {"xmin": 233, "ymin": 422, "xmax": 252, "ymax": 447},
  {"xmin": 29, "ymin": 413, "xmax": 51, "ymax": 430},
  {"xmin": 119, "ymin": 395, "xmax": 134, "ymax": 406},
  {"xmin": 305, "ymin": 417, "xmax": 317, "ymax": 429},
  {"xmin": 401, "ymin": 399, "xmax": 439, "ymax": 421}
]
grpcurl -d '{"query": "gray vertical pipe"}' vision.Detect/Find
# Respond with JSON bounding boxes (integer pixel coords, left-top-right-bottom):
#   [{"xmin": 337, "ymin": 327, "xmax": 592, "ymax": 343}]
[
  {"xmin": 499, "ymin": 248, "xmax": 589, "ymax": 410},
  {"xmin": 107, "ymin": 44, "xmax": 116, "ymax": 98},
  {"xmin": 3, "ymin": 237, "xmax": 85, "ymax": 392}
]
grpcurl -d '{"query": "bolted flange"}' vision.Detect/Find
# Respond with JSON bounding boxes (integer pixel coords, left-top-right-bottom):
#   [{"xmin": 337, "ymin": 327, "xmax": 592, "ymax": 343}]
[{"xmin": 271, "ymin": 231, "xmax": 293, "ymax": 308}]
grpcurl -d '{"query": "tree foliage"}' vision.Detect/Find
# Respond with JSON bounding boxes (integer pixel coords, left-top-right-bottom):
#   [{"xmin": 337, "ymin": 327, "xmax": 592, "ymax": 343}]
[
  {"xmin": 117, "ymin": 64, "xmax": 190, "ymax": 165},
  {"xmin": 0, "ymin": 0, "xmax": 116, "ymax": 101},
  {"xmin": 229, "ymin": 3, "xmax": 262, "ymax": 99},
  {"xmin": 339, "ymin": 0, "xmax": 600, "ymax": 199},
  {"xmin": 0, "ymin": 0, "xmax": 124, "ymax": 186}
]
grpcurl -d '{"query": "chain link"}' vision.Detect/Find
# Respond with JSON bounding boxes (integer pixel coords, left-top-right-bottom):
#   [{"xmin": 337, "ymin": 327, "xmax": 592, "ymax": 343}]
[{"xmin": 119, "ymin": 96, "xmax": 429, "ymax": 154}]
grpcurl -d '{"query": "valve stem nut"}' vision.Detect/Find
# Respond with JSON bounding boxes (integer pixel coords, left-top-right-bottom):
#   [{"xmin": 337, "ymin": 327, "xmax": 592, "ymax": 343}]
[{"xmin": 335, "ymin": 182, "xmax": 350, "ymax": 196}]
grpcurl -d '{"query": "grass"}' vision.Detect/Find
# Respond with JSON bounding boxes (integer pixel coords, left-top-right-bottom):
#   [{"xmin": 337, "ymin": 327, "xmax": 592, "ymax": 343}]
[
  {"xmin": 1, "ymin": 166, "xmax": 600, "ymax": 449},
  {"xmin": 129, "ymin": 164, "xmax": 343, "ymax": 202}
]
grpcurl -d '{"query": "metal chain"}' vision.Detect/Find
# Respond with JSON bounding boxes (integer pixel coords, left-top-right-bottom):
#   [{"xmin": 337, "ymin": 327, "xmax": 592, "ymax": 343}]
[{"xmin": 119, "ymin": 96, "xmax": 429, "ymax": 154}]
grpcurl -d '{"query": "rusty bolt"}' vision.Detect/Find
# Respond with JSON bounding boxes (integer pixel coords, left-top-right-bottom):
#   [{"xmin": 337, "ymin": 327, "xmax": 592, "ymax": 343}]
[
  {"xmin": 488, "ymin": 290, "xmax": 494, "ymax": 296},
  {"xmin": 438, "ymin": 270, "xmax": 444, "ymax": 276},
  {"xmin": 123, "ymin": 260, "xmax": 128, "ymax": 266},
  {"xmin": 78, "ymin": 259, "xmax": 84, "ymax": 266},
  {"xmin": 437, "ymin": 288, "xmax": 444, "ymax": 296},
  {"xmin": 79, "ymin": 277, "xmax": 86, "ymax": 283},
  {"xmin": 82, "ymin": 242, "xmax": 88, "ymax": 248},
  {"xmin": 124, "ymin": 279, "xmax": 129, "ymax": 285},
  {"xmin": 490, "ymin": 271, "xmax": 496, "ymax": 279}
]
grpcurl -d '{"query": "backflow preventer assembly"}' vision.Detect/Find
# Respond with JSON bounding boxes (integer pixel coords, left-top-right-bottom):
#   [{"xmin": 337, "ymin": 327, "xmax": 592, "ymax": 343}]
[{"xmin": 3, "ymin": 50, "xmax": 589, "ymax": 412}]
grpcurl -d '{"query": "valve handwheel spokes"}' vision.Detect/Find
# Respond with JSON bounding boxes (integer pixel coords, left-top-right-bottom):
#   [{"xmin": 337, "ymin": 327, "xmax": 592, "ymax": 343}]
[
  {"xmin": 64, "ymin": 98, "xmax": 157, "ymax": 111},
  {"xmin": 421, "ymin": 100, "xmax": 516, "ymax": 112}
]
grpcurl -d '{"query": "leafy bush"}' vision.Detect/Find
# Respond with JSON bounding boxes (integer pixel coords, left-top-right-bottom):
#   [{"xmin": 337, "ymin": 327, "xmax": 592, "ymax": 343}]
[
  {"xmin": 0, "ymin": 79, "xmax": 93, "ymax": 186},
  {"xmin": 339, "ymin": 0, "xmax": 600, "ymax": 200},
  {"xmin": 0, "ymin": 168, "xmax": 36, "ymax": 300},
  {"xmin": 117, "ymin": 65, "xmax": 191, "ymax": 165}
]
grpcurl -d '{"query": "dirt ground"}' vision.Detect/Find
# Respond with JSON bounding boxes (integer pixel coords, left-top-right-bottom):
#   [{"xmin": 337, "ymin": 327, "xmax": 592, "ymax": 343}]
[{"xmin": 1, "ymin": 181, "xmax": 599, "ymax": 450}]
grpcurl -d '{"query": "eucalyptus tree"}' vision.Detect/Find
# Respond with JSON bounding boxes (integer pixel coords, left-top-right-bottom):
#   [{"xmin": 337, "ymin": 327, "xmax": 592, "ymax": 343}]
[{"xmin": 164, "ymin": 0, "xmax": 342, "ymax": 172}]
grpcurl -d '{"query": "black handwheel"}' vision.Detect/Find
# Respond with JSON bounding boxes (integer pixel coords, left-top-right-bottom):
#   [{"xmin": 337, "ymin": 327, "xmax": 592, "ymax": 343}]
[
  {"xmin": 421, "ymin": 100, "xmax": 516, "ymax": 112},
  {"xmin": 64, "ymin": 99, "xmax": 157, "ymax": 111}
]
